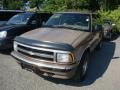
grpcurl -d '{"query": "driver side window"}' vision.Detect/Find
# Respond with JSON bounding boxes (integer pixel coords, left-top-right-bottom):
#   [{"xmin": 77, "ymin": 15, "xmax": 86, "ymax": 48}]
[{"xmin": 29, "ymin": 15, "xmax": 39, "ymax": 26}]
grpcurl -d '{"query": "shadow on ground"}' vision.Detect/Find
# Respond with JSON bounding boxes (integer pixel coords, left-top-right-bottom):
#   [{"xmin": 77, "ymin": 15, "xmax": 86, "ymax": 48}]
[
  {"xmin": 111, "ymin": 34, "xmax": 120, "ymax": 41},
  {"xmin": 0, "ymin": 49, "xmax": 12, "ymax": 55},
  {"xmin": 41, "ymin": 41, "xmax": 116, "ymax": 87},
  {"xmin": 103, "ymin": 33, "xmax": 120, "ymax": 41}
]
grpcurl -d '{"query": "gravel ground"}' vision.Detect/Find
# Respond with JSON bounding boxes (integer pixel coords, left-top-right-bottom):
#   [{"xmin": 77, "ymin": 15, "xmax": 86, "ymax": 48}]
[{"xmin": 0, "ymin": 37, "xmax": 120, "ymax": 90}]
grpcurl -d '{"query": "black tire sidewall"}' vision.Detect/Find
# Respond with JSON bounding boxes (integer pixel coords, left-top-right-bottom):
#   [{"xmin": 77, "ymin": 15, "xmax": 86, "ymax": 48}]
[{"xmin": 75, "ymin": 51, "xmax": 90, "ymax": 81}]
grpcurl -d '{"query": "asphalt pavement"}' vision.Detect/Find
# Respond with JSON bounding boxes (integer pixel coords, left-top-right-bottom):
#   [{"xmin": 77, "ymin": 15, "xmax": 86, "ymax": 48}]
[{"xmin": 0, "ymin": 37, "xmax": 120, "ymax": 90}]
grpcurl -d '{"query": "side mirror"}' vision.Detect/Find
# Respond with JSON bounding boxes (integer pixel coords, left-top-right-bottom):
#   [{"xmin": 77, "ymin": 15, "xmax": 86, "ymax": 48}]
[{"xmin": 93, "ymin": 25, "xmax": 102, "ymax": 32}]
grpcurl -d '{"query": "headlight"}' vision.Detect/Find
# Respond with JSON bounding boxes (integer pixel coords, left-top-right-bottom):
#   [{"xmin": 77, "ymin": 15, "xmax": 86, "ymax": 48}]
[
  {"xmin": 57, "ymin": 53, "xmax": 74, "ymax": 63},
  {"xmin": 14, "ymin": 42, "xmax": 18, "ymax": 51},
  {"xmin": 0, "ymin": 31, "xmax": 7, "ymax": 38}
]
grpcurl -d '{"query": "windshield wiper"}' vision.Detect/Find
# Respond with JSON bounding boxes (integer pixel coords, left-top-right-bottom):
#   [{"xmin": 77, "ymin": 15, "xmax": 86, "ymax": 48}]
[
  {"xmin": 53, "ymin": 25, "xmax": 81, "ymax": 30},
  {"xmin": 50, "ymin": 25, "xmax": 72, "ymax": 29},
  {"xmin": 43, "ymin": 25, "xmax": 86, "ymax": 31}
]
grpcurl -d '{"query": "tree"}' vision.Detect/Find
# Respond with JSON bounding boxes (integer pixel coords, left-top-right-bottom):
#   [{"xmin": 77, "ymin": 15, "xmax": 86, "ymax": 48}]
[
  {"xmin": 97, "ymin": 0, "xmax": 119, "ymax": 11},
  {"xmin": 3, "ymin": 0, "xmax": 22, "ymax": 10},
  {"xmin": 2, "ymin": 0, "xmax": 120, "ymax": 11},
  {"xmin": 42, "ymin": 0, "xmax": 90, "ymax": 12},
  {"xmin": 89, "ymin": 0, "xmax": 100, "ymax": 11}
]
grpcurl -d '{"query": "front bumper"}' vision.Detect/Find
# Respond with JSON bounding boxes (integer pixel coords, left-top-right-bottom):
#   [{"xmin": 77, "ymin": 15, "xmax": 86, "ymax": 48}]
[{"xmin": 11, "ymin": 51, "xmax": 78, "ymax": 79}]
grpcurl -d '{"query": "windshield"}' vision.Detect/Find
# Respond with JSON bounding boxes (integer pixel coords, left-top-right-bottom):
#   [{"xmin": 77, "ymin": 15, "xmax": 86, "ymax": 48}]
[
  {"xmin": 45, "ymin": 13, "xmax": 90, "ymax": 31},
  {"xmin": 7, "ymin": 13, "xmax": 33, "ymax": 25}
]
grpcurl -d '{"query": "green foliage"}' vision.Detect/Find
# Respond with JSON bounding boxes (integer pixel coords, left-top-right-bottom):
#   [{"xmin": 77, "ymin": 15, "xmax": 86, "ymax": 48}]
[
  {"xmin": 2, "ymin": 0, "xmax": 120, "ymax": 12},
  {"xmin": 3, "ymin": 0, "xmax": 22, "ymax": 10},
  {"xmin": 29, "ymin": 0, "xmax": 43, "ymax": 8},
  {"xmin": 2, "ymin": 0, "xmax": 120, "ymax": 33},
  {"xmin": 42, "ymin": 0, "xmax": 90, "ymax": 12},
  {"xmin": 98, "ymin": 7, "xmax": 120, "ymax": 32},
  {"xmin": 98, "ymin": 0, "xmax": 119, "ymax": 11}
]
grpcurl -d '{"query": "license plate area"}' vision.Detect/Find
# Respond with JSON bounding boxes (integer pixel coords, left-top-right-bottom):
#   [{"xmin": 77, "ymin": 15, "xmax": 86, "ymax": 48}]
[{"xmin": 20, "ymin": 62, "xmax": 44, "ymax": 74}]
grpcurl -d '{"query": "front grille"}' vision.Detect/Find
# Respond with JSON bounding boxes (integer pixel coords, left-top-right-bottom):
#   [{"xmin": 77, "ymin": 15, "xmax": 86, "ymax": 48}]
[{"xmin": 17, "ymin": 44, "xmax": 54, "ymax": 62}]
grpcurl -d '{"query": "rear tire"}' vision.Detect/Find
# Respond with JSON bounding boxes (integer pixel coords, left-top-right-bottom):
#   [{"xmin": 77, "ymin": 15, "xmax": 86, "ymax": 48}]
[{"xmin": 108, "ymin": 32, "xmax": 112, "ymax": 40}]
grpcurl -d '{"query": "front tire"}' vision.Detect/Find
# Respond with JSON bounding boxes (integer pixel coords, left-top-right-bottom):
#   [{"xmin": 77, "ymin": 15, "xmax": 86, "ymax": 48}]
[{"xmin": 75, "ymin": 52, "xmax": 90, "ymax": 82}]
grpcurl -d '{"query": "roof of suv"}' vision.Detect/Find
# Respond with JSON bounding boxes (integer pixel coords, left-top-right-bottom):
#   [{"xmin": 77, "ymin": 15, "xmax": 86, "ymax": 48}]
[
  {"xmin": 56, "ymin": 12, "xmax": 98, "ymax": 16},
  {"xmin": 56, "ymin": 11, "xmax": 94, "ymax": 14},
  {"xmin": 0, "ymin": 10, "xmax": 24, "ymax": 12}
]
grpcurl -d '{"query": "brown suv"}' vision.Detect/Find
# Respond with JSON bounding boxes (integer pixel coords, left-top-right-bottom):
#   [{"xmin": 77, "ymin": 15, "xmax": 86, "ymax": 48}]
[{"xmin": 11, "ymin": 12, "xmax": 102, "ymax": 81}]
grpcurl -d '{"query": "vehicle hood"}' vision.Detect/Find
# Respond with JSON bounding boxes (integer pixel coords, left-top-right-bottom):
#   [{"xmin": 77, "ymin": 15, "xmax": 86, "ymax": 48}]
[
  {"xmin": 0, "ymin": 24, "xmax": 25, "ymax": 31},
  {"xmin": 20, "ymin": 27, "xmax": 91, "ymax": 48}
]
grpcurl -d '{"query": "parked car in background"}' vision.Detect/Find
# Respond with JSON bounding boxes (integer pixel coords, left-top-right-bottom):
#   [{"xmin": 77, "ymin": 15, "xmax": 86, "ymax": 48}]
[
  {"xmin": 0, "ymin": 10, "xmax": 24, "ymax": 25},
  {"xmin": 103, "ymin": 20, "xmax": 115, "ymax": 40},
  {"xmin": 12, "ymin": 12, "xmax": 103, "ymax": 81},
  {"xmin": 0, "ymin": 12, "xmax": 52, "ymax": 49}
]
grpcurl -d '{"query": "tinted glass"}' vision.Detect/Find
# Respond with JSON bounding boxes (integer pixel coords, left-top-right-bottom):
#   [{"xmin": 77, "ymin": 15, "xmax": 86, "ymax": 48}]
[
  {"xmin": 46, "ymin": 13, "xmax": 90, "ymax": 31},
  {"xmin": 7, "ymin": 13, "xmax": 33, "ymax": 25}
]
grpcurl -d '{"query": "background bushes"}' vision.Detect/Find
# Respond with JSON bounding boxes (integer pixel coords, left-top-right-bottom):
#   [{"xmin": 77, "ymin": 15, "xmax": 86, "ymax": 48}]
[
  {"xmin": 2, "ymin": 0, "xmax": 120, "ymax": 33},
  {"xmin": 98, "ymin": 7, "xmax": 120, "ymax": 33}
]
